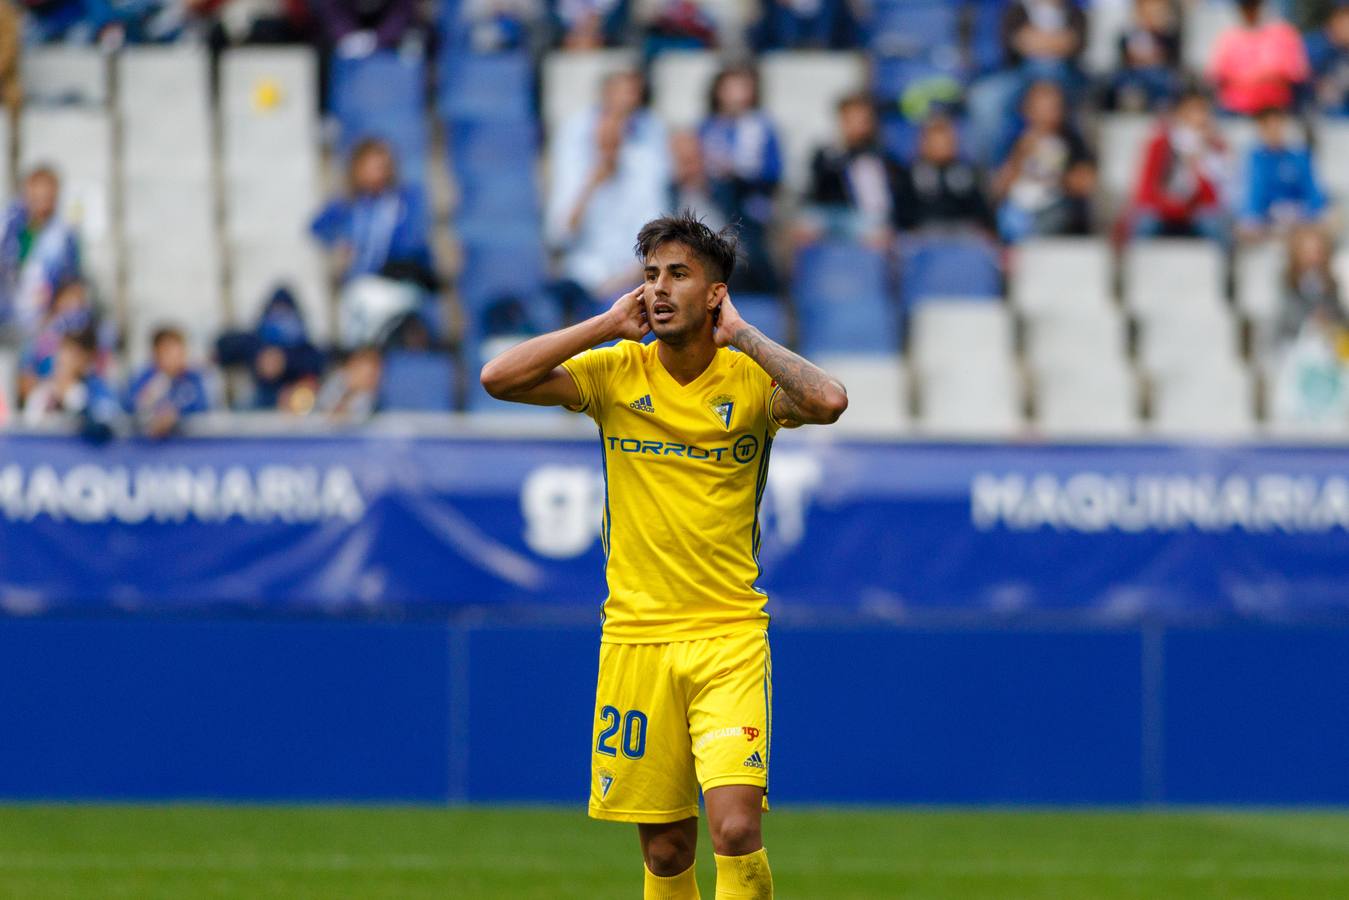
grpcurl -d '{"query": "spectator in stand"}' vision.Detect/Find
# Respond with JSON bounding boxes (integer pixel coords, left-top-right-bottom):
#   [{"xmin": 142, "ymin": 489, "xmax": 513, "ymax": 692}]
[
  {"xmin": 697, "ymin": 64, "xmax": 782, "ymax": 292},
  {"xmin": 967, "ymin": 0, "xmax": 1087, "ymax": 164},
  {"xmin": 751, "ymin": 0, "xmax": 856, "ymax": 50},
  {"xmin": 1238, "ymin": 106, "xmax": 1331, "ymax": 240},
  {"xmin": 1106, "ymin": 0, "xmax": 1183, "ymax": 112},
  {"xmin": 552, "ymin": 0, "xmax": 627, "ymax": 49},
  {"xmin": 317, "ymin": 345, "xmax": 382, "ymax": 421},
  {"xmin": 215, "ymin": 286, "xmax": 324, "ymax": 411},
  {"xmin": 1277, "ymin": 223, "xmax": 1345, "ymax": 343},
  {"xmin": 802, "ymin": 92, "xmax": 906, "ymax": 244},
  {"xmin": 635, "ymin": 0, "xmax": 719, "ymax": 56},
  {"xmin": 1124, "ymin": 89, "xmax": 1231, "ymax": 244},
  {"xmin": 1305, "ymin": 2, "xmax": 1349, "ymax": 115},
  {"xmin": 23, "ymin": 327, "xmax": 118, "ymax": 442},
  {"xmin": 546, "ymin": 110, "xmax": 667, "ymax": 316},
  {"xmin": 1208, "ymin": 0, "xmax": 1309, "ymax": 115},
  {"xmin": 312, "ymin": 0, "xmax": 421, "ymax": 56},
  {"xmin": 895, "ymin": 115, "xmax": 995, "ymax": 235},
  {"xmin": 126, "ymin": 326, "xmax": 211, "ymax": 438},
  {"xmin": 0, "ymin": 166, "xmax": 80, "ymax": 338},
  {"xmin": 552, "ymin": 68, "xmax": 669, "ymax": 196},
  {"xmin": 17, "ymin": 278, "xmax": 113, "ymax": 404},
  {"xmin": 992, "ymin": 79, "xmax": 1095, "ymax": 243},
  {"xmin": 670, "ymin": 130, "xmax": 726, "ymax": 227}
]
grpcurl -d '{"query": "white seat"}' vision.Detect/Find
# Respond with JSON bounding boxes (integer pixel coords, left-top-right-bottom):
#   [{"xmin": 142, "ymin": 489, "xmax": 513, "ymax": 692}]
[
  {"xmin": 1183, "ymin": 0, "xmax": 1242, "ymax": 73},
  {"xmin": 1084, "ymin": 0, "xmax": 1131, "ymax": 76},
  {"xmin": 0, "ymin": 347, "xmax": 16, "ymax": 423},
  {"xmin": 1035, "ymin": 359, "xmax": 1141, "ymax": 437},
  {"xmin": 223, "ymin": 171, "xmax": 319, "ymax": 243},
  {"xmin": 122, "ymin": 176, "xmax": 215, "ymax": 241},
  {"xmin": 909, "ymin": 299, "xmax": 1014, "ymax": 377},
  {"xmin": 1097, "ymin": 113, "xmax": 1153, "ymax": 210},
  {"xmin": 124, "ymin": 267, "xmax": 226, "ymax": 364},
  {"xmin": 1025, "ymin": 305, "xmax": 1128, "ymax": 371},
  {"xmin": 1315, "ymin": 119, "xmax": 1349, "ymax": 203},
  {"xmin": 1151, "ymin": 362, "xmax": 1256, "ymax": 438},
  {"xmin": 1235, "ymin": 241, "xmax": 1284, "ymax": 324},
  {"xmin": 542, "ymin": 50, "xmax": 638, "ymax": 136},
  {"xmin": 220, "ymin": 47, "xmax": 318, "ymax": 126},
  {"xmin": 760, "ymin": 51, "xmax": 867, "ymax": 191},
  {"xmin": 117, "ymin": 46, "xmax": 211, "ymax": 124},
  {"xmin": 1011, "ymin": 237, "xmax": 1114, "ymax": 316},
  {"xmin": 22, "ymin": 46, "xmax": 108, "ymax": 106},
  {"xmin": 815, "ymin": 354, "xmax": 908, "ymax": 434},
  {"xmin": 228, "ymin": 239, "xmax": 332, "ymax": 343},
  {"xmin": 1135, "ymin": 305, "xmax": 1240, "ymax": 378},
  {"xmin": 918, "ymin": 368, "xmax": 1023, "ymax": 436},
  {"xmin": 651, "ymin": 51, "xmax": 721, "ymax": 130},
  {"xmin": 1123, "ymin": 239, "xmax": 1226, "ymax": 318}
]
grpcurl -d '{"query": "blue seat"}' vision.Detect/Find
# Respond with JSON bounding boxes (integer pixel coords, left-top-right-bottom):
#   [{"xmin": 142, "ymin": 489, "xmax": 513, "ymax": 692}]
[
  {"xmin": 969, "ymin": 0, "xmax": 1007, "ymax": 75},
  {"xmin": 449, "ymin": 120, "xmax": 538, "ymax": 174},
  {"xmin": 379, "ymin": 351, "xmax": 456, "ymax": 411},
  {"xmin": 731, "ymin": 294, "xmax": 790, "ymax": 347},
  {"xmin": 792, "ymin": 241, "xmax": 898, "ymax": 355},
  {"xmin": 330, "ymin": 52, "xmax": 429, "ymax": 184},
  {"xmin": 458, "ymin": 237, "xmax": 549, "ymax": 316},
  {"xmin": 872, "ymin": 56, "xmax": 965, "ymax": 109},
  {"xmin": 448, "ymin": 121, "xmax": 541, "ymax": 231},
  {"xmin": 867, "ymin": 0, "xmax": 958, "ymax": 59},
  {"xmin": 899, "ymin": 236, "xmax": 1002, "ymax": 307},
  {"xmin": 437, "ymin": 52, "xmax": 533, "ymax": 123}
]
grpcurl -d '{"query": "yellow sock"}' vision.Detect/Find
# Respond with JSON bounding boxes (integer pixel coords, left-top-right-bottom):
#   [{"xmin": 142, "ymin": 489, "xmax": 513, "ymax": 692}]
[
  {"xmin": 714, "ymin": 848, "xmax": 773, "ymax": 899},
  {"xmin": 644, "ymin": 861, "xmax": 701, "ymax": 899}
]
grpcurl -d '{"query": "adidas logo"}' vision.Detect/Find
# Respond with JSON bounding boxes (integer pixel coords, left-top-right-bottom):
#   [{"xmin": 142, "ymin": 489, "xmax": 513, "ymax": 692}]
[
  {"xmin": 629, "ymin": 394, "xmax": 654, "ymax": 413},
  {"xmin": 743, "ymin": 751, "xmax": 765, "ymax": 770}
]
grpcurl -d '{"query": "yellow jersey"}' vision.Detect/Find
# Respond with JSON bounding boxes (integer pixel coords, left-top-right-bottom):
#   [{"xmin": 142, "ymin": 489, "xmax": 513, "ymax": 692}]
[{"xmin": 562, "ymin": 339, "xmax": 785, "ymax": 643}]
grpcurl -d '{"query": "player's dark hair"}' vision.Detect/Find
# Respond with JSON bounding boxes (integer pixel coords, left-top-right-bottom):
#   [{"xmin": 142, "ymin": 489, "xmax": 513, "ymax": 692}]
[{"xmin": 634, "ymin": 211, "xmax": 739, "ymax": 284}]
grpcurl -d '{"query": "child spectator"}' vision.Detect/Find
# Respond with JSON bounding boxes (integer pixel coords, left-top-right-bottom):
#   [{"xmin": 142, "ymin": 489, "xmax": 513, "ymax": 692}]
[
  {"xmin": 1125, "ymin": 90, "xmax": 1231, "ymax": 244},
  {"xmin": 1107, "ymin": 0, "xmax": 1183, "ymax": 112},
  {"xmin": 0, "ymin": 167, "xmax": 80, "ymax": 337},
  {"xmin": 1278, "ymin": 223, "xmax": 1345, "ymax": 345},
  {"xmin": 311, "ymin": 138, "xmax": 432, "ymax": 286},
  {"xmin": 896, "ymin": 115, "xmax": 995, "ymax": 235},
  {"xmin": 1208, "ymin": 0, "xmax": 1310, "ymax": 115},
  {"xmin": 992, "ymin": 80, "xmax": 1095, "ymax": 243},
  {"xmin": 1239, "ymin": 106, "xmax": 1330, "ymax": 240},
  {"xmin": 127, "ymin": 326, "xmax": 211, "ymax": 438},
  {"xmin": 697, "ymin": 64, "xmax": 782, "ymax": 292},
  {"xmin": 1305, "ymin": 3, "xmax": 1349, "ymax": 115},
  {"xmin": 215, "ymin": 286, "xmax": 324, "ymax": 411},
  {"xmin": 17, "ymin": 278, "xmax": 111, "ymax": 404},
  {"xmin": 803, "ymin": 92, "xmax": 906, "ymax": 243},
  {"xmin": 317, "ymin": 345, "xmax": 382, "ymax": 421},
  {"xmin": 23, "ymin": 327, "xmax": 118, "ymax": 442}
]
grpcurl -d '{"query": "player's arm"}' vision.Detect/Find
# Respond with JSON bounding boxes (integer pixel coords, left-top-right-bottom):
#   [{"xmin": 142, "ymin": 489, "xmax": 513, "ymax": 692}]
[
  {"xmin": 712, "ymin": 289, "xmax": 848, "ymax": 427},
  {"xmin": 479, "ymin": 284, "xmax": 649, "ymax": 406}
]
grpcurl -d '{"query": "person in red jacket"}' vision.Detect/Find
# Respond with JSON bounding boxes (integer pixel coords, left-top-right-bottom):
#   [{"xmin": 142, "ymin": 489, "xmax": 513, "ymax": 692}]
[{"xmin": 1124, "ymin": 89, "xmax": 1232, "ymax": 246}]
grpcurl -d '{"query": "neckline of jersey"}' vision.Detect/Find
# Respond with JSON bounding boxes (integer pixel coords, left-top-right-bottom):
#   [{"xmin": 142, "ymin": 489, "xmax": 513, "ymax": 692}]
[{"xmin": 650, "ymin": 343, "xmax": 724, "ymax": 393}]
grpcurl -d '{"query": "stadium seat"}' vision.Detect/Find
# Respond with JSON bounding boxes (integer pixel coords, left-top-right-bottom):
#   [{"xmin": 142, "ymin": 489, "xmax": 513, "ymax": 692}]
[
  {"xmin": 1235, "ymin": 241, "xmax": 1284, "ymax": 360},
  {"xmin": 438, "ymin": 52, "xmax": 533, "ymax": 123},
  {"xmin": 1024, "ymin": 305, "xmax": 1128, "ymax": 373},
  {"xmin": 1123, "ymin": 240, "xmax": 1226, "ymax": 320},
  {"xmin": 223, "ymin": 171, "xmax": 319, "ymax": 244},
  {"xmin": 1011, "ymin": 237, "xmax": 1113, "ymax": 316},
  {"xmin": 220, "ymin": 48, "xmax": 319, "ymax": 173},
  {"xmin": 449, "ymin": 120, "xmax": 539, "ymax": 175},
  {"xmin": 917, "ymin": 366, "xmax": 1022, "ymax": 436},
  {"xmin": 760, "ymin": 51, "xmax": 868, "ymax": 190},
  {"xmin": 792, "ymin": 241, "xmax": 897, "ymax": 355},
  {"xmin": 0, "ymin": 347, "xmax": 16, "ymax": 421},
  {"xmin": 650, "ymin": 51, "xmax": 719, "ymax": 130},
  {"xmin": 909, "ymin": 298, "xmax": 1014, "ymax": 379},
  {"xmin": 1135, "ymin": 305, "xmax": 1241, "ymax": 379},
  {"xmin": 899, "ymin": 236, "xmax": 1002, "ymax": 308},
  {"xmin": 1083, "ymin": 0, "xmax": 1130, "ymax": 75},
  {"xmin": 1097, "ymin": 113, "xmax": 1153, "ymax": 214},
  {"xmin": 731, "ymin": 294, "xmax": 789, "ymax": 348},
  {"xmin": 1035, "ymin": 362, "xmax": 1141, "ymax": 438},
  {"xmin": 228, "ymin": 239, "xmax": 332, "ymax": 343},
  {"xmin": 458, "ymin": 237, "xmax": 549, "ymax": 316},
  {"xmin": 967, "ymin": 0, "xmax": 1005, "ymax": 74},
  {"xmin": 1315, "ymin": 119, "xmax": 1349, "ymax": 206},
  {"xmin": 329, "ymin": 52, "xmax": 429, "ymax": 186},
  {"xmin": 542, "ymin": 50, "xmax": 637, "ymax": 136},
  {"xmin": 1151, "ymin": 361, "xmax": 1256, "ymax": 438},
  {"xmin": 866, "ymin": 0, "xmax": 958, "ymax": 59},
  {"xmin": 1183, "ymin": 0, "xmax": 1241, "ymax": 73},
  {"xmin": 117, "ymin": 46, "xmax": 211, "ymax": 128},
  {"xmin": 379, "ymin": 351, "xmax": 456, "ymax": 411},
  {"xmin": 21, "ymin": 47, "xmax": 107, "ymax": 106},
  {"xmin": 815, "ymin": 354, "xmax": 908, "ymax": 434}
]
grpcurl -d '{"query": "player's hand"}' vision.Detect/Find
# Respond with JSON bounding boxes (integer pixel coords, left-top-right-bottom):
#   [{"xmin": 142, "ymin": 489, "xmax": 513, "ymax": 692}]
[
  {"xmin": 711, "ymin": 286, "xmax": 745, "ymax": 348},
  {"xmin": 606, "ymin": 284, "xmax": 651, "ymax": 342}
]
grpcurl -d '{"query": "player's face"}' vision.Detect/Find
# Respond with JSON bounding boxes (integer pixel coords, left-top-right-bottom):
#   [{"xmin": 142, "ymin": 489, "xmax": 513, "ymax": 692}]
[{"xmin": 642, "ymin": 242, "xmax": 720, "ymax": 345}]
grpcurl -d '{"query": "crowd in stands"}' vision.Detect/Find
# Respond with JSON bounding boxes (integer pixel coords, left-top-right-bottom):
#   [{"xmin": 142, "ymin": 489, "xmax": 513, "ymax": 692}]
[{"xmin": 4, "ymin": 0, "xmax": 1349, "ymax": 435}]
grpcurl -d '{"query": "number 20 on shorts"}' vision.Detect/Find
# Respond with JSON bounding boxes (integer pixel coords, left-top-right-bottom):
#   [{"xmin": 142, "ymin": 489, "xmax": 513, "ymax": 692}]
[{"xmin": 596, "ymin": 705, "xmax": 648, "ymax": 759}]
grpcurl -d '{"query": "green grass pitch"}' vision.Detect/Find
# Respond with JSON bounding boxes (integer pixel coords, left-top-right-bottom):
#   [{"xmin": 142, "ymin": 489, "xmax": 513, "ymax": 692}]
[{"xmin": 2, "ymin": 805, "xmax": 1348, "ymax": 898}]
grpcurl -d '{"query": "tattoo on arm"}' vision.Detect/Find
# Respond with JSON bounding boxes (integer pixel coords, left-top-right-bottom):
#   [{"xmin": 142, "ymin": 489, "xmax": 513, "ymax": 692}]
[{"xmin": 732, "ymin": 325, "xmax": 847, "ymax": 426}]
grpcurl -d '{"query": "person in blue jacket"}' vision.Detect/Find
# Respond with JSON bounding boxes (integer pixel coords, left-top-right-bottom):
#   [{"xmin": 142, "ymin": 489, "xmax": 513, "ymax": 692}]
[
  {"xmin": 1239, "ymin": 106, "xmax": 1331, "ymax": 240},
  {"xmin": 126, "ymin": 326, "xmax": 210, "ymax": 439}
]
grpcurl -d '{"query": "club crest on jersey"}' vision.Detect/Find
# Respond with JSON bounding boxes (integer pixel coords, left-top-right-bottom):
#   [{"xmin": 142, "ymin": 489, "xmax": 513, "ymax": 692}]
[
  {"xmin": 598, "ymin": 768, "xmax": 615, "ymax": 798},
  {"xmin": 707, "ymin": 394, "xmax": 735, "ymax": 430}
]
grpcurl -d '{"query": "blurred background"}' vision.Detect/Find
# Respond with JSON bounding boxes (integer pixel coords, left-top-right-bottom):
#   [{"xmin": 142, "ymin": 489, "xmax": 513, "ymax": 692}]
[{"xmin": 0, "ymin": 0, "xmax": 1348, "ymax": 812}]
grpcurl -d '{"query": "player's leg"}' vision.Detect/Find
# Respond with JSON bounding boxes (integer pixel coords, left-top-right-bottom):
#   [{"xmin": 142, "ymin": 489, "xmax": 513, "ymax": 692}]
[
  {"xmin": 686, "ymin": 630, "xmax": 774, "ymax": 899},
  {"xmin": 638, "ymin": 817, "xmax": 700, "ymax": 898}
]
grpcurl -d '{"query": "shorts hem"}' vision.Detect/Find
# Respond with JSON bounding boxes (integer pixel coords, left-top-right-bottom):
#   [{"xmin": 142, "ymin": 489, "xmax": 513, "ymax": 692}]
[
  {"xmin": 588, "ymin": 804, "xmax": 700, "ymax": 824},
  {"xmin": 701, "ymin": 774, "xmax": 767, "ymax": 791}
]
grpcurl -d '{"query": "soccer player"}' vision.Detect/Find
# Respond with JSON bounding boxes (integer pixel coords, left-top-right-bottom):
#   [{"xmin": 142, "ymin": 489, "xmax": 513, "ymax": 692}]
[{"xmin": 480, "ymin": 213, "xmax": 848, "ymax": 899}]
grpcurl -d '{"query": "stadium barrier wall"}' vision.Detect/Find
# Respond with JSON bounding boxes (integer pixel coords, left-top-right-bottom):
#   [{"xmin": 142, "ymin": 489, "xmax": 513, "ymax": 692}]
[
  {"xmin": 1, "ymin": 432, "xmax": 1348, "ymax": 803},
  {"xmin": 3, "ymin": 617, "xmax": 1349, "ymax": 804}
]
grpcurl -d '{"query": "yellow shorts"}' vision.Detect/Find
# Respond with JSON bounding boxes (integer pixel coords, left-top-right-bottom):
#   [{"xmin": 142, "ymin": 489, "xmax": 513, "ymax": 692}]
[{"xmin": 588, "ymin": 628, "xmax": 772, "ymax": 824}]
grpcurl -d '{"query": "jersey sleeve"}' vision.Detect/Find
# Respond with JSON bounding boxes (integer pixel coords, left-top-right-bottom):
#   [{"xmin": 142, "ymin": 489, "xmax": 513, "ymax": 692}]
[
  {"xmin": 560, "ymin": 345, "xmax": 620, "ymax": 421},
  {"xmin": 747, "ymin": 357, "xmax": 793, "ymax": 436}
]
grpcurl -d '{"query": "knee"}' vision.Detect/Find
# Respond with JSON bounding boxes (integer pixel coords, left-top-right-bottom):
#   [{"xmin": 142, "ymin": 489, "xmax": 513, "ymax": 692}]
[
  {"xmin": 644, "ymin": 831, "xmax": 696, "ymax": 876},
  {"xmin": 710, "ymin": 811, "xmax": 762, "ymax": 857}
]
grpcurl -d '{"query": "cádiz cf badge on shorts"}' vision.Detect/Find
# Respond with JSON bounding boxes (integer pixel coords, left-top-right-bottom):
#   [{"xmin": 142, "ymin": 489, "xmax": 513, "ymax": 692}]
[
  {"xmin": 707, "ymin": 394, "xmax": 735, "ymax": 430},
  {"xmin": 598, "ymin": 768, "xmax": 615, "ymax": 799}
]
